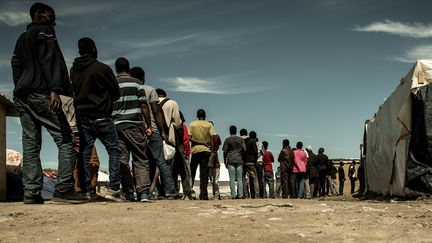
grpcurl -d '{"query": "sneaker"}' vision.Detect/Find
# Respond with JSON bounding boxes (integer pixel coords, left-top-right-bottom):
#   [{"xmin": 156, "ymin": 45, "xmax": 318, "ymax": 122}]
[
  {"xmin": 105, "ymin": 189, "xmax": 127, "ymax": 202},
  {"xmin": 23, "ymin": 195, "xmax": 44, "ymax": 204},
  {"xmin": 124, "ymin": 193, "xmax": 136, "ymax": 202},
  {"xmin": 140, "ymin": 193, "xmax": 150, "ymax": 202},
  {"xmin": 52, "ymin": 189, "xmax": 88, "ymax": 204},
  {"xmin": 86, "ymin": 192, "xmax": 106, "ymax": 202}
]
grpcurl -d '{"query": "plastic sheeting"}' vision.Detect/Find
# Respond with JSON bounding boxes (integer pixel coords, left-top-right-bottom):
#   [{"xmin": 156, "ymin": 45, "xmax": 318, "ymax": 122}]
[{"xmin": 364, "ymin": 60, "xmax": 432, "ymax": 196}]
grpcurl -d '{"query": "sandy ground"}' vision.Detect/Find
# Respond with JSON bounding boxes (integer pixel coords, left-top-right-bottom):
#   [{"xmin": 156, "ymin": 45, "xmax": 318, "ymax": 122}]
[{"xmin": 0, "ymin": 193, "xmax": 431, "ymax": 243}]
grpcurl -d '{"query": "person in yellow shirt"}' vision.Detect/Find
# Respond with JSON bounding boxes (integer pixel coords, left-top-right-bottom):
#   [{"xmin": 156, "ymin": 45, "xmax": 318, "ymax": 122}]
[{"xmin": 188, "ymin": 109, "xmax": 216, "ymax": 200}]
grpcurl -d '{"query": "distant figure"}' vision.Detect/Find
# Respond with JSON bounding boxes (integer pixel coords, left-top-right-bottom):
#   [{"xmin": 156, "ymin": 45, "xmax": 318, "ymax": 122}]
[
  {"xmin": 275, "ymin": 167, "xmax": 282, "ymax": 198},
  {"xmin": 256, "ymin": 139, "xmax": 265, "ymax": 198},
  {"xmin": 278, "ymin": 139, "xmax": 295, "ymax": 198},
  {"xmin": 330, "ymin": 161, "xmax": 338, "ymax": 195},
  {"xmin": 112, "ymin": 57, "xmax": 153, "ymax": 202},
  {"xmin": 262, "ymin": 141, "xmax": 275, "ymax": 198},
  {"xmin": 243, "ymin": 131, "xmax": 260, "ymax": 199},
  {"xmin": 208, "ymin": 121, "xmax": 222, "ymax": 200},
  {"xmin": 129, "ymin": 67, "xmax": 178, "ymax": 200},
  {"xmin": 316, "ymin": 148, "xmax": 329, "ymax": 197},
  {"xmin": 338, "ymin": 161, "xmax": 346, "ymax": 195},
  {"xmin": 348, "ymin": 161, "xmax": 357, "ymax": 194},
  {"xmin": 293, "ymin": 142, "xmax": 307, "ymax": 199},
  {"xmin": 70, "ymin": 37, "xmax": 122, "ymax": 201},
  {"xmin": 188, "ymin": 109, "xmax": 216, "ymax": 200},
  {"xmin": 12, "ymin": 3, "xmax": 86, "ymax": 204},
  {"xmin": 306, "ymin": 146, "xmax": 319, "ymax": 198},
  {"xmin": 222, "ymin": 125, "xmax": 246, "ymax": 199}
]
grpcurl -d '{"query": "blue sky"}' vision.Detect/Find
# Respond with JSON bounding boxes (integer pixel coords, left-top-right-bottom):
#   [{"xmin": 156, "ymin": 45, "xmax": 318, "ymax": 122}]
[{"xmin": 1, "ymin": 0, "xmax": 432, "ymax": 171}]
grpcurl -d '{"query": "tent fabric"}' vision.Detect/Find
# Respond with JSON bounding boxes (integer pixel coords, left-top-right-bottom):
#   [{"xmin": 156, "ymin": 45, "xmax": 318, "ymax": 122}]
[{"xmin": 364, "ymin": 60, "xmax": 432, "ymax": 196}]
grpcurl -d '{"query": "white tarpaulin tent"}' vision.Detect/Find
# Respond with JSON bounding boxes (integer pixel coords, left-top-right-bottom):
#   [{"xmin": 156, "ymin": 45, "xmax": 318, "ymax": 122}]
[{"xmin": 363, "ymin": 60, "xmax": 432, "ymax": 196}]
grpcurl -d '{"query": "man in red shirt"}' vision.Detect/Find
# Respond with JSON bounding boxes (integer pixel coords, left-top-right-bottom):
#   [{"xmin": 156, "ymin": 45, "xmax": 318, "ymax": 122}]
[{"xmin": 262, "ymin": 141, "xmax": 275, "ymax": 198}]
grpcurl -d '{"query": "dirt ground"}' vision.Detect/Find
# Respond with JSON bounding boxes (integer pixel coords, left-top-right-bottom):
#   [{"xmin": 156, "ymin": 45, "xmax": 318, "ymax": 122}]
[{"xmin": 0, "ymin": 194, "xmax": 431, "ymax": 243}]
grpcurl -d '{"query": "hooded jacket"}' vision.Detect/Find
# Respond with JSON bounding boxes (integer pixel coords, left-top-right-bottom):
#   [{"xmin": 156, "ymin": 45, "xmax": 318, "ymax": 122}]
[
  {"xmin": 70, "ymin": 55, "xmax": 120, "ymax": 119},
  {"xmin": 12, "ymin": 23, "xmax": 71, "ymax": 98}
]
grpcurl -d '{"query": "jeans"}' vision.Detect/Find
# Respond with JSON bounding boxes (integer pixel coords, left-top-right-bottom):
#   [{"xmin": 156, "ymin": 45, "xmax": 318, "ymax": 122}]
[
  {"xmin": 73, "ymin": 133, "xmax": 99, "ymax": 192},
  {"xmin": 339, "ymin": 179, "xmax": 345, "ymax": 195},
  {"xmin": 244, "ymin": 164, "xmax": 260, "ymax": 199},
  {"xmin": 228, "ymin": 164, "xmax": 243, "ymax": 198},
  {"xmin": 147, "ymin": 132, "xmax": 176, "ymax": 195},
  {"xmin": 289, "ymin": 172, "xmax": 298, "ymax": 198},
  {"xmin": 350, "ymin": 178, "xmax": 356, "ymax": 194},
  {"xmin": 116, "ymin": 124, "xmax": 150, "ymax": 195},
  {"xmin": 77, "ymin": 116, "xmax": 121, "ymax": 192},
  {"xmin": 256, "ymin": 163, "xmax": 265, "ymax": 198},
  {"xmin": 171, "ymin": 144, "xmax": 193, "ymax": 196},
  {"xmin": 294, "ymin": 172, "xmax": 306, "ymax": 199},
  {"xmin": 209, "ymin": 167, "xmax": 220, "ymax": 199},
  {"xmin": 264, "ymin": 172, "xmax": 275, "ymax": 198},
  {"xmin": 190, "ymin": 151, "xmax": 210, "ymax": 199},
  {"xmin": 281, "ymin": 171, "xmax": 290, "ymax": 198},
  {"xmin": 15, "ymin": 94, "xmax": 75, "ymax": 198},
  {"xmin": 309, "ymin": 177, "xmax": 319, "ymax": 197}
]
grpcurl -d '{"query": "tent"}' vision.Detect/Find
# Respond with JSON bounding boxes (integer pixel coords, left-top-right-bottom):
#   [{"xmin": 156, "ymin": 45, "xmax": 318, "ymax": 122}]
[{"xmin": 363, "ymin": 60, "xmax": 432, "ymax": 196}]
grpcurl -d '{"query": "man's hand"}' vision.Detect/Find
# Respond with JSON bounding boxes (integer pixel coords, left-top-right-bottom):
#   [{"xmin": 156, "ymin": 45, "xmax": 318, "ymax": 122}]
[
  {"xmin": 50, "ymin": 91, "xmax": 61, "ymax": 112},
  {"xmin": 146, "ymin": 128, "xmax": 153, "ymax": 138}
]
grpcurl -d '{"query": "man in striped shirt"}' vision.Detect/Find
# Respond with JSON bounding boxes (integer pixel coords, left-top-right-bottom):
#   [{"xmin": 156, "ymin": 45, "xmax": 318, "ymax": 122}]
[{"xmin": 112, "ymin": 57, "xmax": 153, "ymax": 202}]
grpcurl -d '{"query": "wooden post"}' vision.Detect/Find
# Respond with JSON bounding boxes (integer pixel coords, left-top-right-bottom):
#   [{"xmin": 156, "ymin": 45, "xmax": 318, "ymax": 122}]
[
  {"xmin": 0, "ymin": 94, "xmax": 19, "ymax": 201},
  {"xmin": 0, "ymin": 103, "xmax": 6, "ymax": 201}
]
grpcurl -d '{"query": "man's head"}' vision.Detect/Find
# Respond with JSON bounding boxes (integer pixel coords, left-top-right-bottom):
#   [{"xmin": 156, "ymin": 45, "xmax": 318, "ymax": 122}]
[
  {"xmin": 156, "ymin": 88, "xmax": 167, "ymax": 97},
  {"xmin": 296, "ymin": 141, "xmax": 303, "ymax": 149},
  {"xmin": 263, "ymin": 141, "xmax": 268, "ymax": 150},
  {"xmin": 196, "ymin": 109, "xmax": 206, "ymax": 119},
  {"xmin": 339, "ymin": 161, "xmax": 344, "ymax": 166},
  {"xmin": 30, "ymin": 2, "xmax": 55, "ymax": 26},
  {"xmin": 78, "ymin": 37, "xmax": 97, "ymax": 58},
  {"xmin": 318, "ymin": 147, "xmax": 325, "ymax": 154},
  {"xmin": 351, "ymin": 160, "xmax": 356, "ymax": 165},
  {"xmin": 229, "ymin": 125, "xmax": 237, "ymax": 135},
  {"xmin": 115, "ymin": 57, "xmax": 130, "ymax": 74},
  {"xmin": 249, "ymin": 131, "xmax": 257, "ymax": 139},
  {"xmin": 282, "ymin": 139, "xmax": 290, "ymax": 147},
  {"xmin": 239, "ymin": 128, "xmax": 247, "ymax": 136},
  {"xmin": 129, "ymin": 66, "xmax": 145, "ymax": 83},
  {"xmin": 306, "ymin": 146, "xmax": 312, "ymax": 152}
]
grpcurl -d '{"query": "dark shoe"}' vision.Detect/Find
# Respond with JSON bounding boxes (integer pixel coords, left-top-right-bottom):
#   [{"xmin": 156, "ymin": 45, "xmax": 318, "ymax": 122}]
[
  {"xmin": 105, "ymin": 189, "xmax": 127, "ymax": 202},
  {"xmin": 140, "ymin": 193, "xmax": 150, "ymax": 202},
  {"xmin": 23, "ymin": 195, "xmax": 44, "ymax": 204},
  {"xmin": 124, "ymin": 193, "xmax": 136, "ymax": 202},
  {"xmin": 52, "ymin": 189, "xmax": 88, "ymax": 204}
]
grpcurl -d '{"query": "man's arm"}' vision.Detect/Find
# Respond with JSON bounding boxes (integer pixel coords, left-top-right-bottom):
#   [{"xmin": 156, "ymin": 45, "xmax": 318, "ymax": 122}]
[
  {"xmin": 150, "ymin": 102, "xmax": 167, "ymax": 140},
  {"xmin": 140, "ymin": 102, "xmax": 152, "ymax": 137}
]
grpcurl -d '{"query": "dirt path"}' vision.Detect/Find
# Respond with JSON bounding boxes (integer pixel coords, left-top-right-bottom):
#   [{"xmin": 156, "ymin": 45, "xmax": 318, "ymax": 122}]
[{"xmin": 0, "ymin": 196, "xmax": 431, "ymax": 242}]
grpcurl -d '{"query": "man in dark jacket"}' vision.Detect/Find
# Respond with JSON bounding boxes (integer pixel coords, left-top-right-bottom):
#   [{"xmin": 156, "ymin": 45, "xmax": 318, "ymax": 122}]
[
  {"xmin": 306, "ymin": 146, "xmax": 319, "ymax": 198},
  {"xmin": 243, "ymin": 130, "xmax": 260, "ymax": 199},
  {"xmin": 11, "ymin": 3, "xmax": 86, "ymax": 204},
  {"xmin": 316, "ymin": 147, "xmax": 329, "ymax": 197},
  {"xmin": 70, "ymin": 37, "xmax": 123, "ymax": 201},
  {"xmin": 338, "ymin": 161, "xmax": 345, "ymax": 195},
  {"xmin": 278, "ymin": 139, "xmax": 295, "ymax": 198}
]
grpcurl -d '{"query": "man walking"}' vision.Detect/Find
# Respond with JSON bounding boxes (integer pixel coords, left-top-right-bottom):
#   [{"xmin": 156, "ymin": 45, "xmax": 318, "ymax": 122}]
[
  {"xmin": 12, "ymin": 3, "xmax": 86, "ymax": 204},
  {"xmin": 222, "ymin": 126, "xmax": 246, "ymax": 199},
  {"xmin": 70, "ymin": 37, "xmax": 122, "ymax": 201},
  {"xmin": 129, "ymin": 67, "xmax": 178, "ymax": 199},
  {"xmin": 243, "ymin": 131, "xmax": 260, "ymax": 199},
  {"xmin": 112, "ymin": 58, "xmax": 153, "ymax": 202},
  {"xmin": 188, "ymin": 109, "xmax": 216, "ymax": 200}
]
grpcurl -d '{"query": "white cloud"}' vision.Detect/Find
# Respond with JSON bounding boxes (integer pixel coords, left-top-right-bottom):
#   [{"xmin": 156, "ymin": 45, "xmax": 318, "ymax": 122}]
[
  {"xmin": 391, "ymin": 44, "xmax": 432, "ymax": 63},
  {"xmin": 162, "ymin": 76, "xmax": 265, "ymax": 95},
  {"xmin": 0, "ymin": 10, "xmax": 28, "ymax": 26},
  {"xmin": 261, "ymin": 132, "xmax": 313, "ymax": 139},
  {"xmin": 354, "ymin": 20, "xmax": 432, "ymax": 38}
]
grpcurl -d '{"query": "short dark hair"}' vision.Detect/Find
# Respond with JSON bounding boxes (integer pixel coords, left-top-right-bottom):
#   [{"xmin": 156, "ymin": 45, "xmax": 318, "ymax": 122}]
[
  {"xmin": 129, "ymin": 66, "xmax": 145, "ymax": 82},
  {"xmin": 30, "ymin": 2, "xmax": 54, "ymax": 19},
  {"xmin": 296, "ymin": 141, "xmax": 303, "ymax": 149},
  {"xmin": 197, "ymin": 109, "xmax": 206, "ymax": 119},
  {"xmin": 229, "ymin": 125, "xmax": 237, "ymax": 135},
  {"xmin": 283, "ymin": 139, "xmax": 290, "ymax": 147},
  {"xmin": 249, "ymin": 131, "xmax": 257, "ymax": 139},
  {"xmin": 318, "ymin": 147, "xmax": 325, "ymax": 154},
  {"xmin": 115, "ymin": 57, "xmax": 130, "ymax": 73},
  {"xmin": 156, "ymin": 88, "xmax": 166, "ymax": 97},
  {"xmin": 78, "ymin": 37, "xmax": 97, "ymax": 57},
  {"xmin": 262, "ymin": 141, "xmax": 268, "ymax": 150},
  {"xmin": 239, "ymin": 128, "xmax": 247, "ymax": 136},
  {"xmin": 339, "ymin": 161, "xmax": 344, "ymax": 166}
]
